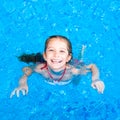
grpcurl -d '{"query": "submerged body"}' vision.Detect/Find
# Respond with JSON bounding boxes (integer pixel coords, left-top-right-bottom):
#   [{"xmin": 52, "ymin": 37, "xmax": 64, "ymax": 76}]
[
  {"xmin": 10, "ymin": 35, "xmax": 105, "ymax": 98},
  {"xmin": 34, "ymin": 62, "xmax": 87, "ymax": 85}
]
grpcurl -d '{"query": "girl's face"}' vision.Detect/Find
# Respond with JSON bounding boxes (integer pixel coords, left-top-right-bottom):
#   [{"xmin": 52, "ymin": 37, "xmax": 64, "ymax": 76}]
[{"xmin": 43, "ymin": 38, "xmax": 71, "ymax": 72}]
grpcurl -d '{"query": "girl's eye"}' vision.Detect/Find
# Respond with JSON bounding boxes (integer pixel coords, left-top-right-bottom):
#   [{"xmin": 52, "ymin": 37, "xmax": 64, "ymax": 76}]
[
  {"xmin": 48, "ymin": 49, "xmax": 54, "ymax": 52},
  {"xmin": 60, "ymin": 50, "xmax": 65, "ymax": 53}
]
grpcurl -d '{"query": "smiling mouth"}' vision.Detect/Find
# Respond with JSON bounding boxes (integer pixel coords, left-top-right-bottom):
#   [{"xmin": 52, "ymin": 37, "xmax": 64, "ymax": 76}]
[{"xmin": 51, "ymin": 59, "xmax": 62, "ymax": 63}]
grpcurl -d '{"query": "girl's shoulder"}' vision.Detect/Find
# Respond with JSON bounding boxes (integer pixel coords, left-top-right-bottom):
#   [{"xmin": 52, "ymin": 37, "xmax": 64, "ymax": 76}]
[
  {"xmin": 34, "ymin": 63, "xmax": 46, "ymax": 72},
  {"xmin": 36, "ymin": 63, "xmax": 45, "ymax": 67},
  {"xmin": 66, "ymin": 64, "xmax": 77, "ymax": 72},
  {"xmin": 66, "ymin": 64, "xmax": 74, "ymax": 69},
  {"xmin": 66, "ymin": 63, "xmax": 87, "ymax": 75},
  {"xmin": 66, "ymin": 64, "xmax": 80, "ymax": 75}
]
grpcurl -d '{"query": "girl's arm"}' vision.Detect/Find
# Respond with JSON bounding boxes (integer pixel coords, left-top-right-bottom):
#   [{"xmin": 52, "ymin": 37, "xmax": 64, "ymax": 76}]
[
  {"xmin": 86, "ymin": 64, "xmax": 100, "ymax": 81},
  {"xmin": 86, "ymin": 64, "xmax": 105, "ymax": 93},
  {"xmin": 10, "ymin": 66, "xmax": 33, "ymax": 98},
  {"xmin": 72, "ymin": 63, "xmax": 105, "ymax": 93}
]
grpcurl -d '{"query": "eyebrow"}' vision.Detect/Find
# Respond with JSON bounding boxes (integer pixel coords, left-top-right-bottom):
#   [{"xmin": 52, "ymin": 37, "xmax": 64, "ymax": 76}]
[{"xmin": 47, "ymin": 46, "xmax": 67, "ymax": 50}]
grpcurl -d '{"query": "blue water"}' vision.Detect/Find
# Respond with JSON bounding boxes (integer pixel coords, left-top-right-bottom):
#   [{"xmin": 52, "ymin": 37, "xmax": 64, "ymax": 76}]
[{"xmin": 0, "ymin": 0, "xmax": 120, "ymax": 120}]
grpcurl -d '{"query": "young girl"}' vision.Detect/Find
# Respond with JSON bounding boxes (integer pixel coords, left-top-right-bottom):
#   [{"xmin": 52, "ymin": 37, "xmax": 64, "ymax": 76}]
[{"xmin": 10, "ymin": 35, "xmax": 105, "ymax": 98}]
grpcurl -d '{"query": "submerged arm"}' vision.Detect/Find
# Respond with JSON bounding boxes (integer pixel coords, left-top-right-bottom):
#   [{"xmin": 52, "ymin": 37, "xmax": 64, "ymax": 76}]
[
  {"xmin": 10, "ymin": 66, "xmax": 34, "ymax": 98},
  {"xmin": 86, "ymin": 64, "xmax": 105, "ymax": 93},
  {"xmin": 86, "ymin": 64, "xmax": 100, "ymax": 81}
]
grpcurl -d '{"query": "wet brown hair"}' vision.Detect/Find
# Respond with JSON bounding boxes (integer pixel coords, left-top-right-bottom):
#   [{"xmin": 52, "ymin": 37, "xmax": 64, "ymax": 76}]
[
  {"xmin": 18, "ymin": 35, "xmax": 72, "ymax": 64},
  {"xmin": 17, "ymin": 52, "xmax": 45, "ymax": 64},
  {"xmin": 44, "ymin": 35, "xmax": 72, "ymax": 56}
]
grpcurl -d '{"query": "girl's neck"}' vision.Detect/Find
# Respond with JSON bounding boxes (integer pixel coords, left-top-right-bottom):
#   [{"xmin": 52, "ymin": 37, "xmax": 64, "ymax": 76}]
[
  {"xmin": 47, "ymin": 66, "xmax": 65, "ymax": 75},
  {"xmin": 46, "ymin": 65, "xmax": 66, "ymax": 82}
]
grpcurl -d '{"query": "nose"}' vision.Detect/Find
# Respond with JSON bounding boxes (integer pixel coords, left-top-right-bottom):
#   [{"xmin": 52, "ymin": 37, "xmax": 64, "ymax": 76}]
[{"xmin": 53, "ymin": 51, "xmax": 59, "ymax": 57}]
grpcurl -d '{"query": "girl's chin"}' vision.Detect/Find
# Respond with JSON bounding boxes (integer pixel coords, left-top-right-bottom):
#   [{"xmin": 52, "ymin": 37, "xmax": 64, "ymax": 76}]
[
  {"xmin": 51, "ymin": 67, "xmax": 62, "ymax": 71},
  {"xmin": 49, "ymin": 65, "xmax": 65, "ymax": 71}
]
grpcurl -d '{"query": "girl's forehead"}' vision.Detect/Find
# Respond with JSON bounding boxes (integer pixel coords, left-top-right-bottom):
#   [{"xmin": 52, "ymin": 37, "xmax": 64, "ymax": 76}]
[{"xmin": 48, "ymin": 38, "xmax": 68, "ymax": 46}]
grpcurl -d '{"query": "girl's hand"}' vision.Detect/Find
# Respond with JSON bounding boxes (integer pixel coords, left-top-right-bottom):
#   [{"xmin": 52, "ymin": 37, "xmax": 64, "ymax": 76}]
[
  {"xmin": 10, "ymin": 67, "xmax": 32, "ymax": 98},
  {"xmin": 91, "ymin": 80, "xmax": 105, "ymax": 94},
  {"xmin": 10, "ymin": 84, "xmax": 28, "ymax": 98}
]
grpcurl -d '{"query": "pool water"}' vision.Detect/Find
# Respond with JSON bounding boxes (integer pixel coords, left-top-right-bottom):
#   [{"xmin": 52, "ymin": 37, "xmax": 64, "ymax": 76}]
[{"xmin": 0, "ymin": 0, "xmax": 120, "ymax": 120}]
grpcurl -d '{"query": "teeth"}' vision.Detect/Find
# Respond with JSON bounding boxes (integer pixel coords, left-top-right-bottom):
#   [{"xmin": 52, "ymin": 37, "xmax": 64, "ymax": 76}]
[{"xmin": 52, "ymin": 60, "xmax": 61, "ymax": 63}]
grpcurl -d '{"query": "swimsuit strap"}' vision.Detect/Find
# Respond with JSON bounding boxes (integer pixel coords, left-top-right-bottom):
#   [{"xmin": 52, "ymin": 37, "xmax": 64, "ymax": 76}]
[
  {"xmin": 46, "ymin": 66, "xmax": 66, "ymax": 82},
  {"xmin": 40, "ymin": 63, "xmax": 66, "ymax": 82},
  {"xmin": 40, "ymin": 63, "xmax": 47, "ymax": 70}
]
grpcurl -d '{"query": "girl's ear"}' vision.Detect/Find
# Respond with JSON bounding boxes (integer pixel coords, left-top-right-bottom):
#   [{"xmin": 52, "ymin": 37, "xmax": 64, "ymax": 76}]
[
  {"xmin": 43, "ymin": 53, "xmax": 47, "ymax": 61},
  {"xmin": 67, "ymin": 54, "xmax": 72, "ymax": 62}
]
